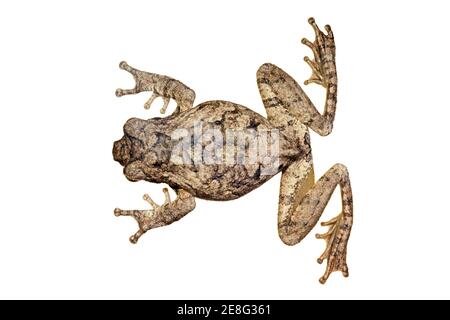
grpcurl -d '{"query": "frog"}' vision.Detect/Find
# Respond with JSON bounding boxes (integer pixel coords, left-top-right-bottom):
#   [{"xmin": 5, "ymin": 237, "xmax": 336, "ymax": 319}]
[{"xmin": 112, "ymin": 18, "xmax": 353, "ymax": 284}]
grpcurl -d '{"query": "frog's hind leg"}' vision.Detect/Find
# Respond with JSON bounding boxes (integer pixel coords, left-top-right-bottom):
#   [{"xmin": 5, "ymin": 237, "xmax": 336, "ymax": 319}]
[
  {"xmin": 278, "ymin": 157, "xmax": 353, "ymax": 284},
  {"xmin": 114, "ymin": 188, "xmax": 195, "ymax": 243},
  {"xmin": 257, "ymin": 18, "xmax": 338, "ymax": 136},
  {"xmin": 115, "ymin": 61, "xmax": 196, "ymax": 115}
]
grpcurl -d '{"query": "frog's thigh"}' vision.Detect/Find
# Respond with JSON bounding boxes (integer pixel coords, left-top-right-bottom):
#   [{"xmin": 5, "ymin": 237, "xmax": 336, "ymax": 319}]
[
  {"xmin": 257, "ymin": 63, "xmax": 320, "ymax": 124},
  {"xmin": 278, "ymin": 156, "xmax": 315, "ymax": 244}
]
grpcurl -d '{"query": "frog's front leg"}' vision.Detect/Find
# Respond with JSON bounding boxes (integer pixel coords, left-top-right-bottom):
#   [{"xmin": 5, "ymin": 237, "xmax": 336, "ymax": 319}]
[
  {"xmin": 278, "ymin": 157, "xmax": 353, "ymax": 284},
  {"xmin": 257, "ymin": 18, "xmax": 337, "ymax": 136},
  {"xmin": 115, "ymin": 61, "xmax": 196, "ymax": 115},
  {"xmin": 114, "ymin": 188, "xmax": 195, "ymax": 243}
]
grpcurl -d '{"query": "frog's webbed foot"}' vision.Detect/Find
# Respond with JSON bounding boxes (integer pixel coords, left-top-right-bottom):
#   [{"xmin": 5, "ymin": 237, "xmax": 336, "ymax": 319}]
[
  {"xmin": 301, "ymin": 17, "xmax": 336, "ymax": 88},
  {"xmin": 114, "ymin": 188, "xmax": 196, "ymax": 244},
  {"xmin": 115, "ymin": 61, "xmax": 196, "ymax": 115},
  {"xmin": 316, "ymin": 213, "xmax": 351, "ymax": 284},
  {"xmin": 114, "ymin": 188, "xmax": 171, "ymax": 244}
]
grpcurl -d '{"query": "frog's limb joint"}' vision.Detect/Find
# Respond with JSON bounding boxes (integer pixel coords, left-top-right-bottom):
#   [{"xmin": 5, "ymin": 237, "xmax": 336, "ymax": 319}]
[
  {"xmin": 116, "ymin": 61, "xmax": 196, "ymax": 115},
  {"xmin": 114, "ymin": 188, "xmax": 195, "ymax": 244}
]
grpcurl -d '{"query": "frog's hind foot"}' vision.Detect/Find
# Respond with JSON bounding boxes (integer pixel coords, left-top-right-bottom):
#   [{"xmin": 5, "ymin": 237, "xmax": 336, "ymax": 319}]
[
  {"xmin": 316, "ymin": 212, "xmax": 352, "ymax": 284},
  {"xmin": 301, "ymin": 18, "xmax": 336, "ymax": 88},
  {"xmin": 115, "ymin": 61, "xmax": 196, "ymax": 115},
  {"xmin": 114, "ymin": 188, "xmax": 196, "ymax": 244}
]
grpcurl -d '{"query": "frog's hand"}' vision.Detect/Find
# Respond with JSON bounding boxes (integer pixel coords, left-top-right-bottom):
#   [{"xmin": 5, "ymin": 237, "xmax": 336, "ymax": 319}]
[
  {"xmin": 114, "ymin": 188, "xmax": 195, "ymax": 244},
  {"xmin": 115, "ymin": 61, "xmax": 196, "ymax": 115},
  {"xmin": 278, "ymin": 158, "xmax": 353, "ymax": 284}
]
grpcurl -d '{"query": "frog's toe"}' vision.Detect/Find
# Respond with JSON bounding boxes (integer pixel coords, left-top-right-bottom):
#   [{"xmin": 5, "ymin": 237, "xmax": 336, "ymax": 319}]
[
  {"xmin": 301, "ymin": 17, "xmax": 336, "ymax": 89},
  {"xmin": 324, "ymin": 24, "xmax": 334, "ymax": 38},
  {"xmin": 316, "ymin": 213, "xmax": 351, "ymax": 284},
  {"xmin": 319, "ymin": 258, "xmax": 349, "ymax": 284}
]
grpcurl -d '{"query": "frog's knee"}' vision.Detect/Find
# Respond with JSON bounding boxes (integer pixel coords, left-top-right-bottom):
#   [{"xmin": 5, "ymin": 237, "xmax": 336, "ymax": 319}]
[
  {"xmin": 257, "ymin": 63, "xmax": 276, "ymax": 79},
  {"xmin": 333, "ymin": 163, "xmax": 349, "ymax": 176},
  {"xmin": 278, "ymin": 227, "xmax": 303, "ymax": 246}
]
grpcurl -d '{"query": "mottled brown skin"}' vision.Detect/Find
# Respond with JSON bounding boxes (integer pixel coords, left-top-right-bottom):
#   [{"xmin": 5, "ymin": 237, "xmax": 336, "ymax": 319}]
[
  {"xmin": 114, "ymin": 102, "xmax": 300, "ymax": 200},
  {"xmin": 113, "ymin": 18, "xmax": 353, "ymax": 284}
]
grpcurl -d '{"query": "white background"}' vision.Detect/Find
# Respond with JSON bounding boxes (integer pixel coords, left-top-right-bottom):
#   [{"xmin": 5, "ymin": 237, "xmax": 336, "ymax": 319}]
[{"xmin": 0, "ymin": 0, "xmax": 449, "ymax": 299}]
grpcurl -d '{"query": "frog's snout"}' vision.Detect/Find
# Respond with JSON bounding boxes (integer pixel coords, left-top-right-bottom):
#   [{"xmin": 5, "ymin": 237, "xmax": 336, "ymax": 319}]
[
  {"xmin": 113, "ymin": 135, "xmax": 132, "ymax": 166},
  {"xmin": 113, "ymin": 135, "xmax": 145, "ymax": 166}
]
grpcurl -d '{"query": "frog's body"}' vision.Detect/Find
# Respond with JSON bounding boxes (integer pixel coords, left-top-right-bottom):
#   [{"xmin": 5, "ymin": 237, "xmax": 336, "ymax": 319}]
[
  {"xmin": 113, "ymin": 18, "xmax": 353, "ymax": 284},
  {"xmin": 115, "ymin": 101, "xmax": 305, "ymax": 200}
]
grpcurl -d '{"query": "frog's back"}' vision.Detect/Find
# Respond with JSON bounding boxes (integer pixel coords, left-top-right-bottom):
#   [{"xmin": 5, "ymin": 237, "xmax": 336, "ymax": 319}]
[
  {"xmin": 157, "ymin": 100, "xmax": 302, "ymax": 200},
  {"xmin": 175, "ymin": 100, "xmax": 270, "ymax": 131}
]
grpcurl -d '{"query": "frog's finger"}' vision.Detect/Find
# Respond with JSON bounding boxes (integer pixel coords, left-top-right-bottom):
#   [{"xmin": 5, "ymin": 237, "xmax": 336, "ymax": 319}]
[
  {"xmin": 119, "ymin": 61, "xmax": 137, "ymax": 75},
  {"xmin": 114, "ymin": 208, "xmax": 153, "ymax": 218},
  {"xmin": 116, "ymin": 88, "xmax": 138, "ymax": 97},
  {"xmin": 144, "ymin": 92, "xmax": 159, "ymax": 110},
  {"xmin": 143, "ymin": 194, "xmax": 159, "ymax": 209},
  {"xmin": 160, "ymin": 97, "xmax": 170, "ymax": 114},
  {"xmin": 129, "ymin": 229, "xmax": 144, "ymax": 244},
  {"xmin": 162, "ymin": 188, "xmax": 171, "ymax": 204}
]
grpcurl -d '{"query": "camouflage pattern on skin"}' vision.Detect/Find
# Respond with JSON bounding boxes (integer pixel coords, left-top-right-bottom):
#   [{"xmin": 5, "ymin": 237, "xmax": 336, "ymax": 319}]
[{"xmin": 113, "ymin": 18, "xmax": 353, "ymax": 284}]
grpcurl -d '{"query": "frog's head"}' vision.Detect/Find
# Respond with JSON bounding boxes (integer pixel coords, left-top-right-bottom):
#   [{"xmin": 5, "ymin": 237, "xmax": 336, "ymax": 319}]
[
  {"xmin": 113, "ymin": 118, "xmax": 148, "ymax": 167},
  {"xmin": 113, "ymin": 118, "xmax": 172, "ymax": 170},
  {"xmin": 113, "ymin": 134, "xmax": 144, "ymax": 167}
]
